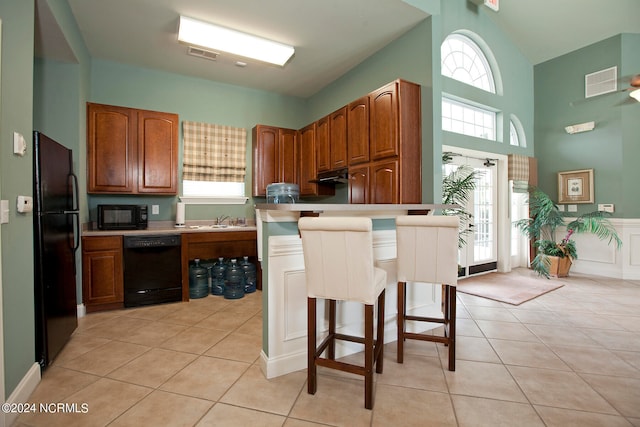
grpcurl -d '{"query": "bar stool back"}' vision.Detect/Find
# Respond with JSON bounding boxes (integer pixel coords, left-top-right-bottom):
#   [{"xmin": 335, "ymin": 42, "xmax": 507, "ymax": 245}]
[
  {"xmin": 395, "ymin": 215, "xmax": 459, "ymax": 370},
  {"xmin": 298, "ymin": 216, "xmax": 387, "ymax": 409}
]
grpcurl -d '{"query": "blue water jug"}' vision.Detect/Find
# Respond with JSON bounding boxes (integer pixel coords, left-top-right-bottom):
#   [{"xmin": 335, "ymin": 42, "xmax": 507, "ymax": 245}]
[
  {"xmin": 189, "ymin": 259, "xmax": 209, "ymax": 299},
  {"xmin": 224, "ymin": 258, "xmax": 245, "ymax": 299},
  {"xmin": 240, "ymin": 256, "xmax": 257, "ymax": 293},
  {"xmin": 211, "ymin": 257, "xmax": 226, "ymax": 296}
]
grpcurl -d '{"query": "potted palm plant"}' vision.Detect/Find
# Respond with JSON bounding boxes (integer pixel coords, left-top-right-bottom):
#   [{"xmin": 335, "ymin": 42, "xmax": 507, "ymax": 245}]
[
  {"xmin": 441, "ymin": 158, "xmax": 480, "ymax": 277},
  {"xmin": 441, "ymin": 162, "xmax": 477, "ymax": 249},
  {"xmin": 514, "ymin": 187, "xmax": 622, "ymax": 278}
]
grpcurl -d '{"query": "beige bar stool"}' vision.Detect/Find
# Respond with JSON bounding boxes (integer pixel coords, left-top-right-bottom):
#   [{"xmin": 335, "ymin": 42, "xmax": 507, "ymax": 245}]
[
  {"xmin": 395, "ymin": 215, "xmax": 459, "ymax": 371},
  {"xmin": 298, "ymin": 216, "xmax": 387, "ymax": 410}
]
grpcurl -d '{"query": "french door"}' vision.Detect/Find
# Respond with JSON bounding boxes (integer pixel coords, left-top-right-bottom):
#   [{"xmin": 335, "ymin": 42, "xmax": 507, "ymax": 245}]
[{"xmin": 444, "ymin": 156, "xmax": 498, "ymax": 277}]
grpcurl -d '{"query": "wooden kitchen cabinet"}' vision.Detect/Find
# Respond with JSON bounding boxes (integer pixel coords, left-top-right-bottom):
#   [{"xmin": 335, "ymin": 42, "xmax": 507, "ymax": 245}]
[
  {"xmin": 82, "ymin": 235, "xmax": 124, "ymax": 312},
  {"xmin": 298, "ymin": 123, "xmax": 316, "ymax": 196},
  {"xmin": 349, "ymin": 79, "xmax": 421, "ymax": 204},
  {"xmin": 181, "ymin": 230, "xmax": 261, "ymax": 300},
  {"xmin": 252, "ymin": 125, "xmax": 297, "ymax": 196},
  {"xmin": 87, "ymin": 103, "xmax": 179, "ymax": 195},
  {"xmin": 347, "ymin": 96, "xmax": 370, "ymax": 166},
  {"xmin": 370, "ymin": 159, "xmax": 399, "ymax": 204},
  {"xmin": 348, "ymin": 165, "xmax": 370, "ymax": 204},
  {"xmin": 370, "ymin": 82, "xmax": 399, "ymax": 160},
  {"xmin": 316, "ymin": 116, "xmax": 330, "ymax": 173},
  {"xmin": 348, "ymin": 160, "xmax": 399, "ymax": 204},
  {"xmin": 317, "ymin": 107, "xmax": 348, "ymax": 173}
]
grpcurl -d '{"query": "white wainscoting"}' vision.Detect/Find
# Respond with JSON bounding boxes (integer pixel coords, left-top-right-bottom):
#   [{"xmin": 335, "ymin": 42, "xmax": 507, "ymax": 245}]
[
  {"xmin": 561, "ymin": 218, "xmax": 640, "ymax": 280},
  {"xmin": 260, "ymin": 229, "xmax": 443, "ymax": 379}
]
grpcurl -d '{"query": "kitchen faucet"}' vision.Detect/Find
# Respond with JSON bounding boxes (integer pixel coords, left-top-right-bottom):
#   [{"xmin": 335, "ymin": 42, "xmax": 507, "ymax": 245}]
[{"xmin": 215, "ymin": 215, "xmax": 229, "ymax": 225}]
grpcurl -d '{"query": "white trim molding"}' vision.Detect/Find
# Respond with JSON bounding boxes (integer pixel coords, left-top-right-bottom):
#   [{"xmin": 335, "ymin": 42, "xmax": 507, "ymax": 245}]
[
  {"xmin": 3, "ymin": 363, "xmax": 41, "ymax": 427},
  {"xmin": 565, "ymin": 218, "xmax": 640, "ymax": 280}
]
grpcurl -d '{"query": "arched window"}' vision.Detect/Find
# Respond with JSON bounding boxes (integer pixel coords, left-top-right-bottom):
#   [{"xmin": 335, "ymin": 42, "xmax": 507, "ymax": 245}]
[
  {"xmin": 441, "ymin": 33, "xmax": 496, "ymax": 93},
  {"xmin": 509, "ymin": 115, "xmax": 526, "ymax": 147}
]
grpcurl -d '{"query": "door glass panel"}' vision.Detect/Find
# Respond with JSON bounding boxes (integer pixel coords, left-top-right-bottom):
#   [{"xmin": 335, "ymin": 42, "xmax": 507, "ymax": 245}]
[{"xmin": 473, "ymin": 165, "xmax": 495, "ymax": 263}]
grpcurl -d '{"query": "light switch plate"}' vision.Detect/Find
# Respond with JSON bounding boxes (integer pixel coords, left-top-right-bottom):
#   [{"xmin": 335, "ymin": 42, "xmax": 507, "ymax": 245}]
[
  {"xmin": 0, "ymin": 200, "xmax": 9, "ymax": 224},
  {"xmin": 567, "ymin": 204, "xmax": 578, "ymax": 212},
  {"xmin": 598, "ymin": 203, "xmax": 614, "ymax": 213},
  {"xmin": 13, "ymin": 132, "xmax": 26, "ymax": 156},
  {"xmin": 17, "ymin": 195, "xmax": 33, "ymax": 213}
]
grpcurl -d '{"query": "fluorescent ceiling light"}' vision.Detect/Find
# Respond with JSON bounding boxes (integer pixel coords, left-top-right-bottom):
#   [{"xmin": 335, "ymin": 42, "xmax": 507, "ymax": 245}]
[
  {"xmin": 630, "ymin": 88, "xmax": 640, "ymax": 102},
  {"xmin": 178, "ymin": 16, "xmax": 294, "ymax": 66}
]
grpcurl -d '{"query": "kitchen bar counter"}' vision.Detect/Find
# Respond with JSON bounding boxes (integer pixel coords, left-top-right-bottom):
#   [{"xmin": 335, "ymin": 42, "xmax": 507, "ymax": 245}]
[
  {"xmin": 82, "ymin": 220, "xmax": 256, "ymax": 236},
  {"xmin": 256, "ymin": 203, "xmax": 454, "ymax": 379}
]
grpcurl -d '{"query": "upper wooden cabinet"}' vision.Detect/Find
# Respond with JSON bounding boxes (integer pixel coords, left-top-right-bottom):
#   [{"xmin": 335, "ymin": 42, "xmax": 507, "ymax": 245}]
[
  {"xmin": 87, "ymin": 103, "xmax": 178, "ymax": 195},
  {"xmin": 348, "ymin": 79, "xmax": 421, "ymax": 204},
  {"xmin": 316, "ymin": 116, "xmax": 330, "ymax": 173},
  {"xmin": 370, "ymin": 82, "xmax": 399, "ymax": 161},
  {"xmin": 252, "ymin": 125, "xmax": 297, "ymax": 196},
  {"xmin": 298, "ymin": 123, "xmax": 317, "ymax": 196},
  {"xmin": 347, "ymin": 96, "xmax": 370, "ymax": 166},
  {"xmin": 317, "ymin": 107, "xmax": 348, "ymax": 173},
  {"xmin": 329, "ymin": 107, "xmax": 348, "ymax": 170}
]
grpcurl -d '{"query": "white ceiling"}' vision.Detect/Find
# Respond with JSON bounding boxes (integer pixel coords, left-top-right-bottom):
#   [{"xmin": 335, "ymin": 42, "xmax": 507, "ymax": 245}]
[{"xmin": 36, "ymin": 0, "xmax": 640, "ymax": 98}]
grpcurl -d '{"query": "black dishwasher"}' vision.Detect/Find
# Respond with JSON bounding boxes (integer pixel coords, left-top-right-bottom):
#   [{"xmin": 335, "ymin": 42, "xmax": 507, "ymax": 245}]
[{"xmin": 123, "ymin": 234, "xmax": 182, "ymax": 308}]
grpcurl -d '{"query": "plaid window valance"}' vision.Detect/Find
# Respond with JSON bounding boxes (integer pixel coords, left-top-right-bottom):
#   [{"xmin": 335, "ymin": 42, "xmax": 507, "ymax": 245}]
[
  {"xmin": 508, "ymin": 154, "xmax": 537, "ymax": 193},
  {"xmin": 182, "ymin": 121, "xmax": 247, "ymax": 183}
]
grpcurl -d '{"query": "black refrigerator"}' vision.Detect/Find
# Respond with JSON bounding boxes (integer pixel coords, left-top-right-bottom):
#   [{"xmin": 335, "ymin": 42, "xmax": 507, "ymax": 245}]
[{"xmin": 33, "ymin": 131, "xmax": 80, "ymax": 369}]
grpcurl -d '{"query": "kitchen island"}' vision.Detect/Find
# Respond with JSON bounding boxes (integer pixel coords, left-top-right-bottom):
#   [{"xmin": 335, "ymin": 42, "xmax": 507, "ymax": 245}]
[{"xmin": 255, "ymin": 203, "xmax": 453, "ymax": 379}]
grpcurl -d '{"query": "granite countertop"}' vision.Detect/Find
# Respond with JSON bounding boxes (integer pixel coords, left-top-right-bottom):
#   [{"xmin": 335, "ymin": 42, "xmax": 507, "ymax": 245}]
[
  {"xmin": 254, "ymin": 203, "xmax": 454, "ymax": 212},
  {"xmin": 82, "ymin": 220, "xmax": 257, "ymax": 237}
]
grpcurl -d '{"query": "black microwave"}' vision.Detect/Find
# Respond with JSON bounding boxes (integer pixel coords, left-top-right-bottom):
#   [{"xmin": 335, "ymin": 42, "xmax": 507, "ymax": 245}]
[{"xmin": 97, "ymin": 204, "xmax": 148, "ymax": 230}]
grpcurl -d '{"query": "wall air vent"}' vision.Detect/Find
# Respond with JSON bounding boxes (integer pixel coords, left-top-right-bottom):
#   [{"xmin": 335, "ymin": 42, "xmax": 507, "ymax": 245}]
[
  {"xmin": 585, "ymin": 66, "xmax": 617, "ymax": 98},
  {"xmin": 187, "ymin": 46, "xmax": 218, "ymax": 61}
]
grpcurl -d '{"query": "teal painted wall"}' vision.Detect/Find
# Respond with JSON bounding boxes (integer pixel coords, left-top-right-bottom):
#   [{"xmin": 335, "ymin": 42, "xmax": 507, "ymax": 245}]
[
  {"xmin": 534, "ymin": 35, "xmax": 639, "ymax": 218},
  {"xmin": 621, "ymin": 34, "xmax": 640, "ymax": 217},
  {"xmin": 87, "ymin": 59, "xmax": 308, "ymax": 223},
  {"xmin": 0, "ymin": 0, "xmax": 36, "ymax": 398}
]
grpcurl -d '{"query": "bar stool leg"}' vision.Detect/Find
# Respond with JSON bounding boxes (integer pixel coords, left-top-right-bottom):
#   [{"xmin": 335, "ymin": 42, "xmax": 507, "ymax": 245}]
[
  {"xmin": 364, "ymin": 304, "xmax": 374, "ymax": 410},
  {"xmin": 307, "ymin": 297, "xmax": 317, "ymax": 394},
  {"xmin": 375, "ymin": 289, "xmax": 385, "ymax": 373},
  {"xmin": 397, "ymin": 281, "xmax": 406, "ymax": 363},
  {"xmin": 328, "ymin": 299, "xmax": 336, "ymax": 360},
  {"xmin": 448, "ymin": 286, "xmax": 456, "ymax": 371}
]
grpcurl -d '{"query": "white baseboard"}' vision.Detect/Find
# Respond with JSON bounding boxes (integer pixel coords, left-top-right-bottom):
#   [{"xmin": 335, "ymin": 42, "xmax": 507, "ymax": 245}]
[
  {"xmin": 3, "ymin": 363, "xmax": 41, "ymax": 427},
  {"xmin": 77, "ymin": 304, "xmax": 86, "ymax": 318}
]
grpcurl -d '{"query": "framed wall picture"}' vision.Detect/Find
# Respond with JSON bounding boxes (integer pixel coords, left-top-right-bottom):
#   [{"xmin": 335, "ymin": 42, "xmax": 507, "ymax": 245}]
[{"xmin": 557, "ymin": 169, "xmax": 594, "ymax": 204}]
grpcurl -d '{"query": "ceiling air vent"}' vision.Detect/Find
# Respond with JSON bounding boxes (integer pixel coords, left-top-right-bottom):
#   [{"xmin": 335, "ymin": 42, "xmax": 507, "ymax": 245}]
[
  {"xmin": 187, "ymin": 46, "xmax": 218, "ymax": 61},
  {"xmin": 585, "ymin": 66, "xmax": 617, "ymax": 98}
]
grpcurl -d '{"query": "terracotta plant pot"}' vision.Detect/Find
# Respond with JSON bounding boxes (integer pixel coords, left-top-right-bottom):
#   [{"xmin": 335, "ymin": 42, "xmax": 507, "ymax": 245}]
[{"xmin": 548, "ymin": 255, "xmax": 572, "ymax": 277}]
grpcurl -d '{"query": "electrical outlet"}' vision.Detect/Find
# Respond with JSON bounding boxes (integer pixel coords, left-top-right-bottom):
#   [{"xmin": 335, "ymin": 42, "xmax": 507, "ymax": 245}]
[
  {"xmin": 567, "ymin": 204, "xmax": 578, "ymax": 213},
  {"xmin": 598, "ymin": 204, "xmax": 614, "ymax": 213},
  {"xmin": 0, "ymin": 200, "xmax": 9, "ymax": 224},
  {"xmin": 152, "ymin": 205, "xmax": 160, "ymax": 215},
  {"xmin": 557, "ymin": 205, "xmax": 565, "ymax": 212},
  {"xmin": 17, "ymin": 195, "xmax": 33, "ymax": 213}
]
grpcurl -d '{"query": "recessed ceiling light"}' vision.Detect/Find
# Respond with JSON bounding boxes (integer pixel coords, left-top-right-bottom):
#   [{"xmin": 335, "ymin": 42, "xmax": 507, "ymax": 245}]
[
  {"xmin": 178, "ymin": 16, "xmax": 295, "ymax": 67},
  {"xmin": 235, "ymin": 61, "xmax": 247, "ymax": 67}
]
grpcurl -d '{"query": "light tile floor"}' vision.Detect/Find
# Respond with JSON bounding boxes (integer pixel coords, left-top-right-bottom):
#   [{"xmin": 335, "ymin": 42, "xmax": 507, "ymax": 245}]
[{"xmin": 13, "ymin": 271, "xmax": 640, "ymax": 426}]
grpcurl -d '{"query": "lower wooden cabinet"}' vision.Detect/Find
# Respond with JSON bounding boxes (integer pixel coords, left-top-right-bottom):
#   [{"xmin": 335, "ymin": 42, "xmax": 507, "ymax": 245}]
[
  {"xmin": 348, "ymin": 160, "xmax": 399, "ymax": 204},
  {"xmin": 181, "ymin": 230, "xmax": 261, "ymax": 301},
  {"xmin": 82, "ymin": 235, "xmax": 124, "ymax": 312}
]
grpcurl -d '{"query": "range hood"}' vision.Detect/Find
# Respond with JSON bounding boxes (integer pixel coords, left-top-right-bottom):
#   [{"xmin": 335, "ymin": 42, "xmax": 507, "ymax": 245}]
[{"xmin": 312, "ymin": 168, "xmax": 349, "ymax": 184}]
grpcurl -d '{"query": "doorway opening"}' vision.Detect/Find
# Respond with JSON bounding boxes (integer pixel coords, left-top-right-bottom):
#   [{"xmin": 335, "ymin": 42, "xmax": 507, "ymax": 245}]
[{"xmin": 442, "ymin": 146, "xmax": 510, "ymax": 278}]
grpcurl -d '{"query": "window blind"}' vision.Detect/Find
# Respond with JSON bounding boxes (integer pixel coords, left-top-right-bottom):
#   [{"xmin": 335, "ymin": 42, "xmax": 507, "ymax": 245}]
[
  {"xmin": 182, "ymin": 121, "xmax": 246, "ymax": 183},
  {"xmin": 508, "ymin": 154, "xmax": 536, "ymax": 193}
]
